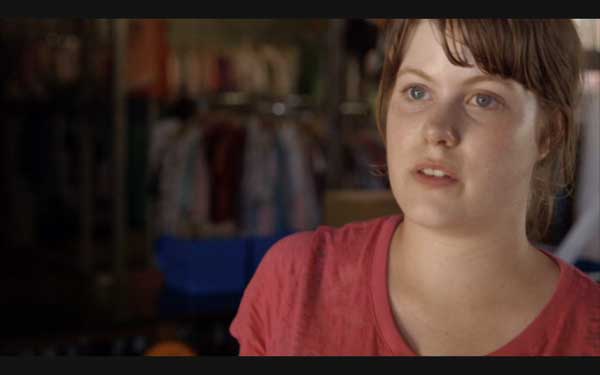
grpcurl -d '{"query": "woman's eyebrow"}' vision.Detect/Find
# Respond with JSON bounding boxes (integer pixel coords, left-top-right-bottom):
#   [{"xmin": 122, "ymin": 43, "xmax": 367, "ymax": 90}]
[
  {"xmin": 461, "ymin": 74, "xmax": 513, "ymax": 88},
  {"xmin": 397, "ymin": 67, "xmax": 434, "ymax": 83}
]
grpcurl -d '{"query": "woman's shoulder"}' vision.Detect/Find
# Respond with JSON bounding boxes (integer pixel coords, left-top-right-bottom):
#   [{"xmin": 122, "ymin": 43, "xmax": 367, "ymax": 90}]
[
  {"xmin": 259, "ymin": 215, "xmax": 399, "ymax": 276},
  {"xmin": 553, "ymin": 254, "xmax": 600, "ymax": 294},
  {"xmin": 550, "ymin": 255, "xmax": 600, "ymax": 317},
  {"xmin": 568, "ymin": 263, "xmax": 600, "ymax": 299},
  {"xmin": 547, "ymin": 258, "xmax": 600, "ymax": 353}
]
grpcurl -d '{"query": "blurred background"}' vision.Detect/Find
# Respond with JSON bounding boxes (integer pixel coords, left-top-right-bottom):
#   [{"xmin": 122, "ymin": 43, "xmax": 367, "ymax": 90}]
[{"xmin": 0, "ymin": 18, "xmax": 598, "ymax": 356}]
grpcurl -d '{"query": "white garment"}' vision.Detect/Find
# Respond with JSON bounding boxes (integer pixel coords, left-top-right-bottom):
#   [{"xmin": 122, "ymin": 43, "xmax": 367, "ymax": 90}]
[
  {"xmin": 149, "ymin": 118, "xmax": 181, "ymax": 172},
  {"xmin": 277, "ymin": 122, "xmax": 320, "ymax": 231},
  {"xmin": 240, "ymin": 117, "xmax": 278, "ymax": 236},
  {"xmin": 556, "ymin": 80, "xmax": 600, "ymax": 264},
  {"xmin": 150, "ymin": 118, "xmax": 202, "ymax": 236}
]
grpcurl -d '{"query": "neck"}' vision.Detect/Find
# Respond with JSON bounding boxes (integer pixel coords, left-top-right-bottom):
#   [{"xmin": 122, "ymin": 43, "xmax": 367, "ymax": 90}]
[{"xmin": 390, "ymin": 216, "xmax": 547, "ymax": 307}]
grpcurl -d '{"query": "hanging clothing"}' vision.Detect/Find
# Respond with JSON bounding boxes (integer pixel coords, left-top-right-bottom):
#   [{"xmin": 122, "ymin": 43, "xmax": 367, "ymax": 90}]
[
  {"xmin": 240, "ymin": 118, "xmax": 279, "ymax": 236},
  {"xmin": 126, "ymin": 19, "xmax": 170, "ymax": 99},
  {"xmin": 277, "ymin": 122, "xmax": 320, "ymax": 232},
  {"xmin": 152, "ymin": 119, "xmax": 202, "ymax": 236},
  {"xmin": 192, "ymin": 132, "xmax": 211, "ymax": 234},
  {"xmin": 178, "ymin": 132, "xmax": 202, "ymax": 236},
  {"xmin": 204, "ymin": 120, "xmax": 247, "ymax": 226}
]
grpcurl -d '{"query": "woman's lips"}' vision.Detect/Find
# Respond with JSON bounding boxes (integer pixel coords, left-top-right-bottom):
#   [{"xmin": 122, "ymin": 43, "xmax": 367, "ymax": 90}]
[
  {"xmin": 412, "ymin": 162, "xmax": 458, "ymax": 181},
  {"xmin": 413, "ymin": 169, "xmax": 459, "ymax": 188}
]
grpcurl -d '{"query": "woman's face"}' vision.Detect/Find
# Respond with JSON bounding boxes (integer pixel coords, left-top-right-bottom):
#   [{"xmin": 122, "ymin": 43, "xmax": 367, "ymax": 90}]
[{"xmin": 386, "ymin": 21, "xmax": 543, "ymax": 233}]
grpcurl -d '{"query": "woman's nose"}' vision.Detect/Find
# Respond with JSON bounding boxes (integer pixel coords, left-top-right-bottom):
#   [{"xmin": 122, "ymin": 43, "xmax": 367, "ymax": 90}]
[{"xmin": 422, "ymin": 103, "xmax": 461, "ymax": 147}]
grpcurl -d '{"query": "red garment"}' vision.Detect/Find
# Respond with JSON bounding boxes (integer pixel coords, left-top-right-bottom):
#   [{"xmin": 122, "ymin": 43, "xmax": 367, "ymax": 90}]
[
  {"xmin": 230, "ymin": 215, "xmax": 600, "ymax": 356},
  {"xmin": 204, "ymin": 122, "xmax": 246, "ymax": 224},
  {"xmin": 126, "ymin": 19, "xmax": 169, "ymax": 99}
]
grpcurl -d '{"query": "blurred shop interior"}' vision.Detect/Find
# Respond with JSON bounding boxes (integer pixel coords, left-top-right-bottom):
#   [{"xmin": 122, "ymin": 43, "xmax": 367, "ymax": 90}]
[{"xmin": 0, "ymin": 18, "xmax": 598, "ymax": 356}]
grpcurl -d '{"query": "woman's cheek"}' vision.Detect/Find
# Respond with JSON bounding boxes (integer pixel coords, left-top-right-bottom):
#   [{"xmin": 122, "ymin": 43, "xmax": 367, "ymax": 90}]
[
  {"xmin": 472, "ymin": 133, "xmax": 533, "ymax": 184},
  {"xmin": 387, "ymin": 106, "xmax": 425, "ymax": 135}
]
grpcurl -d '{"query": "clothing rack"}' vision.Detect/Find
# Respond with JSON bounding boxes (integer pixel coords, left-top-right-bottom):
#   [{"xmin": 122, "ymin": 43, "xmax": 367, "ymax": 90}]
[{"xmin": 165, "ymin": 92, "xmax": 323, "ymax": 120}]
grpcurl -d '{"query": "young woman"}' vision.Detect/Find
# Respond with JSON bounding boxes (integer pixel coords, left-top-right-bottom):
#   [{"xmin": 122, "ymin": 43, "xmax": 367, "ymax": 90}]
[{"xmin": 229, "ymin": 19, "xmax": 600, "ymax": 356}]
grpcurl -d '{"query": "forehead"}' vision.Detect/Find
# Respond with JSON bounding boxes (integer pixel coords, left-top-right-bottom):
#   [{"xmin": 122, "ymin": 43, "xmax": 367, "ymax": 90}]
[
  {"xmin": 399, "ymin": 21, "xmax": 527, "ymax": 93},
  {"xmin": 401, "ymin": 20, "xmax": 478, "ymax": 72}
]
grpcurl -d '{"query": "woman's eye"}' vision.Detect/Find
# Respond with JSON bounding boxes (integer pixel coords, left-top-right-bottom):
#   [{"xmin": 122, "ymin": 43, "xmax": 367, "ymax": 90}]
[
  {"xmin": 407, "ymin": 86, "xmax": 429, "ymax": 101},
  {"xmin": 471, "ymin": 94, "xmax": 500, "ymax": 109}
]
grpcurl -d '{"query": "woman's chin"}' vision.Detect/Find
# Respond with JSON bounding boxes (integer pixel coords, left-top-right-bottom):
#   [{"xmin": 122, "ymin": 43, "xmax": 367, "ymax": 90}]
[{"xmin": 402, "ymin": 205, "xmax": 467, "ymax": 231}]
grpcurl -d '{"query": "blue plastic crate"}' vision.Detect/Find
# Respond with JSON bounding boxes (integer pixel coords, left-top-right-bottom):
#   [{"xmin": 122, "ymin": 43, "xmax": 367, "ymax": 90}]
[
  {"xmin": 155, "ymin": 236, "xmax": 249, "ymax": 296},
  {"xmin": 155, "ymin": 234, "xmax": 291, "ymax": 297},
  {"xmin": 246, "ymin": 235, "xmax": 288, "ymax": 282}
]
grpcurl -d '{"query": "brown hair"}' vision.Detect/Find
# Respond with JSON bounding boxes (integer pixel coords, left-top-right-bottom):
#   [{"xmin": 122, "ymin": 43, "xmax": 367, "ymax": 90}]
[{"xmin": 376, "ymin": 19, "xmax": 584, "ymax": 243}]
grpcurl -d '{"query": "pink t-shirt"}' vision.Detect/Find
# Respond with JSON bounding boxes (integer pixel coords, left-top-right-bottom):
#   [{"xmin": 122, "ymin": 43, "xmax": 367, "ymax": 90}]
[{"xmin": 229, "ymin": 215, "xmax": 600, "ymax": 355}]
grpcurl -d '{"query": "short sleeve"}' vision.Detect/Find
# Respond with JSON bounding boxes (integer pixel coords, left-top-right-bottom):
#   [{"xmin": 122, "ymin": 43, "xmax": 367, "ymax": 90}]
[
  {"xmin": 229, "ymin": 250, "xmax": 273, "ymax": 355},
  {"xmin": 229, "ymin": 231, "xmax": 314, "ymax": 355}
]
